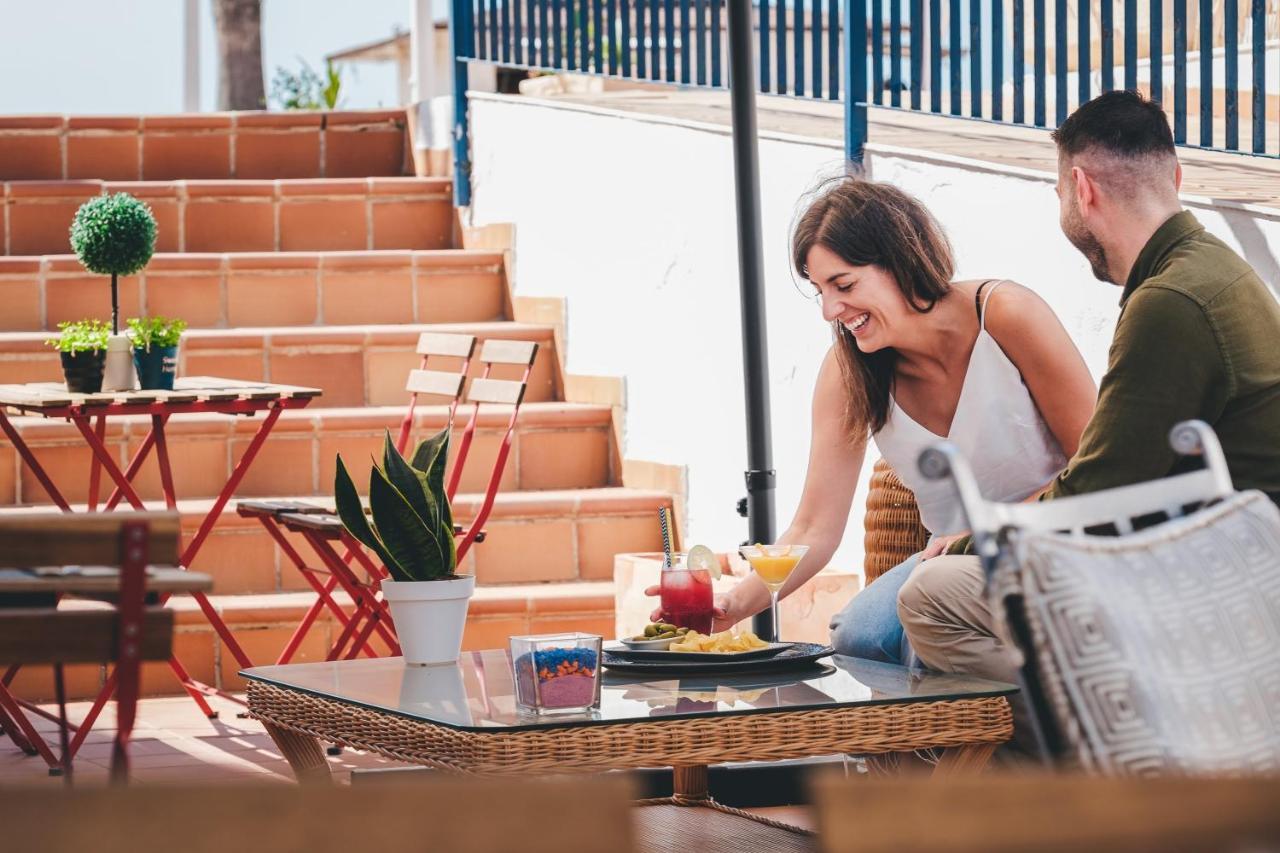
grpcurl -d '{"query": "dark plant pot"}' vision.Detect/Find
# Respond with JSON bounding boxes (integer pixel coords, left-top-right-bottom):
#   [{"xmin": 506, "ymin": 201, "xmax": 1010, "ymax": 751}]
[
  {"xmin": 132, "ymin": 344, "xmax": 178, "ymax": 391},
  {"xmin": 60, "ymin": 350, "xmax": 106, "ymax": 394}
]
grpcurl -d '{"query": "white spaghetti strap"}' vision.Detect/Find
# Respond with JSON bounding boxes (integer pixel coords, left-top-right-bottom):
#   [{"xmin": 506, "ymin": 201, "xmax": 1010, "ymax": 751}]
[{"xmin": 979, "ymin": 279, "xmax": 1008, "ymax": 331}]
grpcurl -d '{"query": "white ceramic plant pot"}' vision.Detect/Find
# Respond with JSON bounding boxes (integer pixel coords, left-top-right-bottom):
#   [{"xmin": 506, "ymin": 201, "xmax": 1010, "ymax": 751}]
[
  {"xmin": 381, "ymin": 575, "xmax": 476, "ymax": 666},
  {"xmin": 101, "ymin": 334, "xmax": 137, "ymax": 392}
]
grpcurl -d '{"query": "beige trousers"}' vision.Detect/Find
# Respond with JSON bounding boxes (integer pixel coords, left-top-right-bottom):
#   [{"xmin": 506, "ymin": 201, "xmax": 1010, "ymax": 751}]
[{"xmin": 897, "ymin": 554, "xmax": 1040, "ymax": 755}]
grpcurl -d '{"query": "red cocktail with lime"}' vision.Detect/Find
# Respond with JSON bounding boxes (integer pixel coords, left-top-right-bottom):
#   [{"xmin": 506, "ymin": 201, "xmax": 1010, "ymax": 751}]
[{"xmin": 660, "ymin": 561, "xmax": 714, "ymax": 634}]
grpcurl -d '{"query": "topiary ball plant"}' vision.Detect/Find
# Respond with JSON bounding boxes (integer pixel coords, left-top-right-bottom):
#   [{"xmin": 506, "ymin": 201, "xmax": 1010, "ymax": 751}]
[{"xmin": 69, "ymin": 193, "xmax": 158, "ymax": 335}]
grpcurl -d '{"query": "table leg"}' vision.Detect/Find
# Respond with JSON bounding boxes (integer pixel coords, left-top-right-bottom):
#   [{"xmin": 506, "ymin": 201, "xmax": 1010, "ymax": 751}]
[
  {"xmin": 71, "ymin": 414, "xmax": 145, "ymax": 510},
  {"xmin": 931, "ymin": 743, "xmax": 999, "ymax": 779},
  {"xmin": 0, "ymin": 409, "xmax": 71, "ymax": 511},
  {"xmin": 87, "ymin": 415, "xmax": 106, "ymax": 510},
  {"xmin": 105, "ymin": 427, "xmax": 160, "ymax": 511},
  {"xmin": 151, "ymin": 414, "xmax": 177, "ymax": 511},
  {"xmin": 673, "ymin": 765, "xmax": 710, "ymax": 801},
  {"xmin": 262, "ymin": 721, "xmax": 332, "ymax": 785}
]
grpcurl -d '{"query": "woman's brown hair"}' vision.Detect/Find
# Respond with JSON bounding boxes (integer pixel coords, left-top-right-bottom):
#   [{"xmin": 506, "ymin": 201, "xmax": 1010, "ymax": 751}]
[{"xmin": 791, "ymin": 177, "xmax": 956, "ymax": 436}]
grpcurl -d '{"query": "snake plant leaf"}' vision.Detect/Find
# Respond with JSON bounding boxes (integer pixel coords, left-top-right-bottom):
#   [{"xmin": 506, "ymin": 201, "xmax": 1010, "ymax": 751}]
[
  {"xmin": 380, "ymin": 431, "xmax": 446, "ymax": 570},
  {"xmin": 334, "ymin": 454, "xmax": 411, "ymax": 583},
  {"xmin": 411, "ymin": 426, "xmax": 454, "ymax": 532},
  {"xmin": 369, "ymin": 464, "xmax": 446, "ymax": 581}
]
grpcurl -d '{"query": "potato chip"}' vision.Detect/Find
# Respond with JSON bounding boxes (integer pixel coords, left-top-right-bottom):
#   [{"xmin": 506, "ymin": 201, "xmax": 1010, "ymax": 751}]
[{"xmin": 669, "ymin": 629, "xmax": 769, "ymax": 654}]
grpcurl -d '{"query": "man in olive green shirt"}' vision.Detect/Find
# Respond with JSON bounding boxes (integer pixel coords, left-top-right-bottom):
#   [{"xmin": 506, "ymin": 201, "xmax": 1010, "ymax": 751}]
[{"xmin": 895, "ymin": 91, "xmax": 1280, "ymax": 736}]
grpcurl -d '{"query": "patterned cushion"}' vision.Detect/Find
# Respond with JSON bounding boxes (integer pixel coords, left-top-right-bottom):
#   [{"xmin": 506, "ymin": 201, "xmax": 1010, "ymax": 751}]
[{"xmin": 1007, "ymin": 491, "xmax": 1280, "ymax": 776}]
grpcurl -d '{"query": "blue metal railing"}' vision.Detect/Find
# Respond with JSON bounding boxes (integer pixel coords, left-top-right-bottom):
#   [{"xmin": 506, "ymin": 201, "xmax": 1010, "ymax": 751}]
[{"xmin": 450, "ymin": 0, "xmax": 1278, "ymax": 202}]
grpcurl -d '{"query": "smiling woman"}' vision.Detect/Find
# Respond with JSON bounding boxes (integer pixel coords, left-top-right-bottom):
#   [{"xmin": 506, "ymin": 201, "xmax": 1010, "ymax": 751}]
[
  {"xmin": 677, "ymin": 175, "xmax": 1098, "ymax": 667},
  {"xmin": 792, "ymin": 179, "xmax": 955, "ymax": 436}
]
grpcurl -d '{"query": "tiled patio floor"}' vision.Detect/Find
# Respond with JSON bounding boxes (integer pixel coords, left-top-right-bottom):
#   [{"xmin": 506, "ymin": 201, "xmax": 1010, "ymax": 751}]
[
  {"xmin": 0, "ymin": 695, "xmax": 817, "ymax": 830},
  {"xmin": 0, "ymin": 694, "xmax": 394, "ymax": 787}
]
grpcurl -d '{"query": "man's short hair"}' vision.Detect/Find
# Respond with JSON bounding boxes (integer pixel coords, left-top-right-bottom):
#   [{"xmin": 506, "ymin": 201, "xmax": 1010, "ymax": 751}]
[{"xmin": 1052, "ymin": 90, "xmax": 1176, "ymax": 159}]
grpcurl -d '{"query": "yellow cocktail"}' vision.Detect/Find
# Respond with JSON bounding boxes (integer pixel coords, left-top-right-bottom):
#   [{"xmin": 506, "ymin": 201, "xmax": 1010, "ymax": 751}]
[{"xmin": 738, "ymin": 544, "xmax": 810, "ymax": 642}]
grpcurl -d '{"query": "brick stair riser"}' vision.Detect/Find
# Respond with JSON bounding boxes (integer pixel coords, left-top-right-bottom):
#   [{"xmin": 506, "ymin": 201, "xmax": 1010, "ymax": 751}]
[
  {"xmin": 0, "ymin": 251, "xmax": 507, "ymax": 332},
  {"xmin": 0, "ymin": 111, "xmax": 410, "ymax": 182},
  {"xmin": 0, "ymin": 411, "xmax": 614, "ymax": 505},
  {"xmin": 10, "ymin": 605, "xmax": 615, "ymax": 701},
  {"xmin": 195, "ymin": 497, "xmax": 665, "ymax": 593},
  {"xmin": 1, "ymin": 178, "xmax": 453, "ymax": 256},
  {"xmin": 0, "ymin": 323, "xmax": 558, "ymax": 408}
]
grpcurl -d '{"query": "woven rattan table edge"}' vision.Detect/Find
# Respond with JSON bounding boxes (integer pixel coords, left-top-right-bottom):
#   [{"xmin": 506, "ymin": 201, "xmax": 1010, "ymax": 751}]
[{"xmin": 247, "ymin": 680, "xmax": 1013, "ymax": 776}]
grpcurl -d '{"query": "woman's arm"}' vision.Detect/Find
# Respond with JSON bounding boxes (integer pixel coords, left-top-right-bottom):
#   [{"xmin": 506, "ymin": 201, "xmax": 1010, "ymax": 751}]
[
  {"xmin": 983, "ymin": 282, "xmax": 1097, "ymax": 458},
  {"xmin": 712, "ymin": 346, "xmax": 867, "ymax": 627}
]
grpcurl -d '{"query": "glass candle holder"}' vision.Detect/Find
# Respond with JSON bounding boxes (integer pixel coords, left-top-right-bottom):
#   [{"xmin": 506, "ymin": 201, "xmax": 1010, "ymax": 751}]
[{"xmin": 510, "ymin": 632, "xmax": 603, "ymax": 715}]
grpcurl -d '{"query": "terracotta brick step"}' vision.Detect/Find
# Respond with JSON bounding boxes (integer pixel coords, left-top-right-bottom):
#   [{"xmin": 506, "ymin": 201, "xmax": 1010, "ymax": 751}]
[
  {"xmin": 8, "ymin": 581, "xmax": 616, "ymax": 701},
  {"xmin": 0, "ymin": 110, "xmax": 409, "ymax": 182},
  {"xmin": 0, "ymin": 487, "xmax": 671, "ymax": 593},
  {"xmin": 0, "ymin": 250, "xmax": 507, "ymax": 332},
  {"xmin": 1, "ymin": 177, "xmax": 453, "ymax": 256},
  {"xmin": 0, "ymin": 321, "xmax": 558, "ymax": 408},
  {"xmin": 0, "ymin": 402, "xmax": 616, "ymax": 506}
]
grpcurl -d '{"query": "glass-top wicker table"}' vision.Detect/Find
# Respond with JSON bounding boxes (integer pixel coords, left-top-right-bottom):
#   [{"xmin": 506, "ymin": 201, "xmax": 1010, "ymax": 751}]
[{"xmin": 244, "ymin": 652, "xmax": 1015, "ymax": 847}]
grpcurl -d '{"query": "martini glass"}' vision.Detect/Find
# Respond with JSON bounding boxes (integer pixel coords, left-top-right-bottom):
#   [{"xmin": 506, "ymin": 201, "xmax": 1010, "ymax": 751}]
[{"xmin": 737, "ymin": 544, "xmax": 809, "ymax": 643}]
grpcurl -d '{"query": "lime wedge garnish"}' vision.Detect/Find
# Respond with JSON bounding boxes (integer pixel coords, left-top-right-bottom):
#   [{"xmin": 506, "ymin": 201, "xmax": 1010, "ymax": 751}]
[{"xmin": 687, "ymin": 544, "xmax": 721, "ymax": 580}]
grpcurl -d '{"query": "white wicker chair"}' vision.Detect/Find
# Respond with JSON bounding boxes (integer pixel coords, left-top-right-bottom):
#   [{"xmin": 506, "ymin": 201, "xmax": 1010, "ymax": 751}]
[{"xmin": 918, "ymin": 421, "xmax": 1280, "ymax": 775}]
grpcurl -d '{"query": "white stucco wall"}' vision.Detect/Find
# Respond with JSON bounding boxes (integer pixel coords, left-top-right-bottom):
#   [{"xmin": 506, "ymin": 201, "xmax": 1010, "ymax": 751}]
[{"xmin": 467, "ymin": 92, "xmax": 1280, "ymax": 575}]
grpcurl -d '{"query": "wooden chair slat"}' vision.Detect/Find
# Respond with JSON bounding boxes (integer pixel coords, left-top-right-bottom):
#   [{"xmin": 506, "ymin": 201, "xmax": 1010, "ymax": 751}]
[
  {"xmin": 0, "ymin": 776, "xmax": 637, "ymax": 853},
  {"xmin": 279, "ymin": 512, "xmax": 344, "ymax": 533},
  {"xmin": 816, "ymin": 775, "xmax": 1280, "ymax": 853},
  {"xmin": 0, "ymin": 607, "xmax": 174, "ymax": 665},
  {"xmin": 479, "ymin": 338, "xmax": 538, "ymax": 366},
  {"xmin": 0, "ymin": 511, "xmax": 182, "ymax": 569},
  {"xmin": 466, "ymin": 378, "xmax": 526, "ymax": 406},
  {"xmin": 404, "ymin": 369, "xmax": 466, "ymax": 398},
  {"xmin": 416, "ymin": 332, "xmax": 478, "ymax": 358}
]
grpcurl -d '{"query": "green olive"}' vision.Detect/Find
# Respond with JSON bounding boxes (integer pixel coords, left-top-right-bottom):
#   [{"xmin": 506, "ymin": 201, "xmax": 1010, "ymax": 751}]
[
  {"xmin": 644, "ymin": 624, "xmax": 659, "ymax": 637},
  {"xmin": 655, "ymin": 631, "xmax": 677, "ymax": 639},
  {"xmin": 676, "ymin": 627, "xmax": 691, "ymax": 634}
]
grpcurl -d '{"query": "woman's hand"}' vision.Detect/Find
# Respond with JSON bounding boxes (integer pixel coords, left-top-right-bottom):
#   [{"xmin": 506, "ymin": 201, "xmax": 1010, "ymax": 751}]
[{"xmin": 919, "ymin": 532, "xmax": 968, "ymax": 561}]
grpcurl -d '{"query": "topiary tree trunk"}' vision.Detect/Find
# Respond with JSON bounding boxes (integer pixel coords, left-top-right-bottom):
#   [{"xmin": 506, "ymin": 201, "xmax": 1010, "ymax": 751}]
[{"xmin": 214, "ymin": 0, "xmax": 265, "ymax": 111}]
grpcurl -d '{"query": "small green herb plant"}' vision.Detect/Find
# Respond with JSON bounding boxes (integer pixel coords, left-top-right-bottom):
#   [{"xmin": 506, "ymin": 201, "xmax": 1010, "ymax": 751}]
[
  {"xmin": 69, "ymin": 193, "xmax": 157, "ymax": 335},
  {"xmin": 46, "ymin": 320, "xmax": 111, "ymax": 355},
  {"xmin": 127, "ymin": 316, "xmax": 187, "ymax": 351},
  {"xmin": 335, "ymin": 429, "xmax": 457, "ymax": 583}
]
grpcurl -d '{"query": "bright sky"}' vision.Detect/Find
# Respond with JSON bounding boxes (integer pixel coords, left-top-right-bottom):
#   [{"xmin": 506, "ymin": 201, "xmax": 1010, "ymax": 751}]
[{"xmin": 0, "ymin": 0, "xmax": 447, "ymax": 115}]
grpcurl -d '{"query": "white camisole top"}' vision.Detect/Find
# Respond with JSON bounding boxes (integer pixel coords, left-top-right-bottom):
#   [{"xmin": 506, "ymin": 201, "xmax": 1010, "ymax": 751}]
[{"xmin": 872, "ymin": 280, "xmax": 1068, "ymax": 536}]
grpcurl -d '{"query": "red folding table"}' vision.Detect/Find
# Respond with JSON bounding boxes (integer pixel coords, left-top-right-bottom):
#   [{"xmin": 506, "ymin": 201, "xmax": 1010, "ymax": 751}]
[{"xmin": 0, "ymin": 376, "xmax": 320, "ymax": 761}]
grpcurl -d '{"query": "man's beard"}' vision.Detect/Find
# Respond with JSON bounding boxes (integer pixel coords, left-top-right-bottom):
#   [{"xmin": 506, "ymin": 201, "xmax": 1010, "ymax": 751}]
[{"xmin": 1062, "ymin": 207, "xmax": 1112, "ymax": 283}]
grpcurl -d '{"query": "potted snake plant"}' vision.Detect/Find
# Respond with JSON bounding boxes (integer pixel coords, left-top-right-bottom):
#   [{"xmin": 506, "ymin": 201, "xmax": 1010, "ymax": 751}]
[{"xmin": 335, "ymin": 428, "xmax": 471, "ymax": 666}]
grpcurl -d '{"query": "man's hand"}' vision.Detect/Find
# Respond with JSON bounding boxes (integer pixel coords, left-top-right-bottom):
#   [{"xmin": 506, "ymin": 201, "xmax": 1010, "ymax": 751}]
[{"xmin": 919, "ymin": 532, "xmax": 968, "ymax": 561}]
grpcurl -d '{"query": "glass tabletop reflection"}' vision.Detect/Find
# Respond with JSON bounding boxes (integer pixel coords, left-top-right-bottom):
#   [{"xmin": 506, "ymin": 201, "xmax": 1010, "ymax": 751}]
[{"xmin": 241, "ymin": 652, "xmax": 1017, "ymax": 733}]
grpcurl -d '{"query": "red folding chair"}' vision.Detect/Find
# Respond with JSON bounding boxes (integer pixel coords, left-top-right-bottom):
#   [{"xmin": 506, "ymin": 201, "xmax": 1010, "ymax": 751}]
[
  {"xmin": 0, "ymin": 511, "xmax": 187, "ymax": 784},
  {"xmin": 261, "ymin": 338, "xmax": 540, "ymax": 664},
  {"xmin": 236, "ymin": 332, "xmax": 477, "ymax": 665}
]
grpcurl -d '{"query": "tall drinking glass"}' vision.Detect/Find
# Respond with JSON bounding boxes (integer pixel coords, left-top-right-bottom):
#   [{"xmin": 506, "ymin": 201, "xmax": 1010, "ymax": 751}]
[
  {"xmin": 659, "ymin": 554, "xmax": 714, "ymax": 634},
  {"xmin": 737, "ymin": 544, "xmax": 809, "ymax": 643}
]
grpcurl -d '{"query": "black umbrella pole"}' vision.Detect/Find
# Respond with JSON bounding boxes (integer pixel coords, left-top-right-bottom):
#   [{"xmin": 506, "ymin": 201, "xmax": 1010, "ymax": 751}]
[{"xmin": 726, "ymin": 0, "xmax": 778, "ymax": 641}]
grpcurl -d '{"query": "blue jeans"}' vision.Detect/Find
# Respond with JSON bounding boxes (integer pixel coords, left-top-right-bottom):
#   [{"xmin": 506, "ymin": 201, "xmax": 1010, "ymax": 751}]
[{"xmin": 828, "ymin": 552, "xmax": 921, "ymax": 665}]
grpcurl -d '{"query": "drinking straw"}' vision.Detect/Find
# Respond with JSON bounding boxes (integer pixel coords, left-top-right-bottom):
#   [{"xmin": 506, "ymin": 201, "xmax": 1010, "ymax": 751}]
[{"xmin": 658, "ymin": 507, "xmax": 673, "ymax": 569}]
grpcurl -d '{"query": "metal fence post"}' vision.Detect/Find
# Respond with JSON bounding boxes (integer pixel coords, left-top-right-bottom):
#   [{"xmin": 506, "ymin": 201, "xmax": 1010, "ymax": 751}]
[
  {"xmin": 844, "ymin": 0, "xmax": 868, "ymax": 166},
  {"xmin": 451, "ymin": 0, "xmax": 475, "ymax": 207}
]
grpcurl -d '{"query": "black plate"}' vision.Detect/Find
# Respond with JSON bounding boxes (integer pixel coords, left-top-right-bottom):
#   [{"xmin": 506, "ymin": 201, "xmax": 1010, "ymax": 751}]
[
  {"xmin": 601, "ymin": 642, "xmax": 835, "ymax": 676},
  {"xmin": 605, "ymin": 641, "xmax": 792, "ymax": 663}
]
